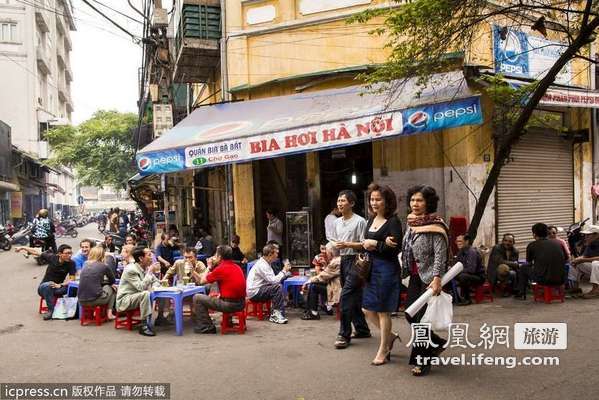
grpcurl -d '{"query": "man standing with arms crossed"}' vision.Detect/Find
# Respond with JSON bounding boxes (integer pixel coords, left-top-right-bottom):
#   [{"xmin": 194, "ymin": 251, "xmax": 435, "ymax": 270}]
[{"xmin": 332, "ymin": 190, "xmax": 370, "ymax": 349}]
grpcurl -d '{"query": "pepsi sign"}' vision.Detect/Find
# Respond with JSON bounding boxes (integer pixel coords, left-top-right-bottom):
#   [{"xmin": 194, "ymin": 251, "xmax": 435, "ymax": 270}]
[
  {"xmin": 402, "ymin": 97, "xmax": 482, "ymax": 134},
  {"xmin": 135, "ymin": 150, "xmax": 185, "ymax": 175},
  {"xmin": 407, "ymin": 111, "xmax": 429, "ymax": 129}
]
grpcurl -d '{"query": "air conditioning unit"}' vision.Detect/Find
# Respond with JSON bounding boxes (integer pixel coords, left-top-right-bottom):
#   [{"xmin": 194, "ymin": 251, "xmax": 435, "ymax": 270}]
[{"xmin": 38, "ymin": 140, "xmax": 49, "ymax": 159}]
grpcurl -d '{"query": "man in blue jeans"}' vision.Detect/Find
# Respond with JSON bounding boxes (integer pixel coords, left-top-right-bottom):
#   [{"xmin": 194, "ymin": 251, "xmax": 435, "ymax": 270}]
[{"xmin": 16, "ymin": 244, "xmax": 76, "ymax": 320}]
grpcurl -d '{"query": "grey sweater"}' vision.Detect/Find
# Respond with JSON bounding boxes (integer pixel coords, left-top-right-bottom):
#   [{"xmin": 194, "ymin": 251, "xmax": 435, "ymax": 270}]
[{"xmin": 401, "ymin": 228, "xmax": 449, "ymax": 284}]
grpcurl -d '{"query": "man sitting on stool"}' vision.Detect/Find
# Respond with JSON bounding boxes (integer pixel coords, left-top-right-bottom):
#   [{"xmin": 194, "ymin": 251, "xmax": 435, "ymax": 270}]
[
  {"xmin": 17, "ymin": 244, "xmax": 76, "ymax": 320},
  {"xmin": 515, "ymin": 223, "xmax": 566, "ymax": 300},
  {"xmin": 487, "ymin": 234, "xmax": 520, "ymax": 295},
  {"xmin": 193, "ymin": 245, "xmax": 246, "ymax": 334},
  {"xmin": 246, "ymin": 243, "xmax": 292, "ymax": 324},
  {"xmin": 116, "ymin": 246, "xmax": 170, "ymax": 336},
  {"xmin": 454, "ymin": 234, "xmax": 485, "ymax": 306}
]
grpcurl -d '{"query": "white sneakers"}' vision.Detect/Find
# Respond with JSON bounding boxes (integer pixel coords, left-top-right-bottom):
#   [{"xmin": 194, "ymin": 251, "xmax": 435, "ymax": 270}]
[{"xmin": 269, "ymin": 309, "xmax": 288, "ymax": 324}]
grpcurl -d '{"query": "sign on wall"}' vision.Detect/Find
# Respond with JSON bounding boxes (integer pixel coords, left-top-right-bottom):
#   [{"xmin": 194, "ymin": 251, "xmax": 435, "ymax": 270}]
[
  {"xmin": 10, "ymin": 191, "xmax": 22, "ymax": 219},
  {"xmin": 493, "ymin": 25, "xmax": 572, "ymax": 85}
]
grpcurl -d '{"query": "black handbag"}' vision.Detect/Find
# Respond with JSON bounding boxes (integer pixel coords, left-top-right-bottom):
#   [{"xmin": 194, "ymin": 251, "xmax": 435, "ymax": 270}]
[{"xmin": 354, "ymin": 253, "xmax": 372, "ymax": 284}]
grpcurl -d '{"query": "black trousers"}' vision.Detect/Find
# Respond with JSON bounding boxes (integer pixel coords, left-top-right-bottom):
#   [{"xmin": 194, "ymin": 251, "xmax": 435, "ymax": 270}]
[
  {"xmin": 405, "ymin": 273, "xmax": 447, "ymax": 366},
  {"xmin": 338, "ymin": 255, "xmax": 369, "ymax": 339},
  {"xmin": 456, "ymin": 273, "xmax": 484, "ymax": 300},
  {"xmin": 305, "ymin": 282, "xmax": 327, "ymax": 312},
  {"xmin": 516, "ymin": 265, "xmax": 562, "ymax": 295}
]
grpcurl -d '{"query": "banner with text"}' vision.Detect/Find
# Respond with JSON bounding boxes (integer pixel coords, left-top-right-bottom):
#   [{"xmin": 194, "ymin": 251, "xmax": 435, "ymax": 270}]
[{"xmin": 136, "ymin": 97, "xmax": 483, "ymax": 175}]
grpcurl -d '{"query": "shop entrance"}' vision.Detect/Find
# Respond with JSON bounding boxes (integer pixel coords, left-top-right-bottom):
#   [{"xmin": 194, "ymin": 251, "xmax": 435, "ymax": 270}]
[{"xmin": 318, "ymin": 142, "xmax": 373, "ymax": 241}]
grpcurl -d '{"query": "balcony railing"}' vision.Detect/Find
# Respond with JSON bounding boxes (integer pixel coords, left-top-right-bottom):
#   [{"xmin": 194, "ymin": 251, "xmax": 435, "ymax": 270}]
[
  {"xmin": 36, "ymin": 47, "xmax": 51, "ymax": 75},
  {"xmin": 34, "ymin": 5, "xmax": 50, "ymax": 33}
]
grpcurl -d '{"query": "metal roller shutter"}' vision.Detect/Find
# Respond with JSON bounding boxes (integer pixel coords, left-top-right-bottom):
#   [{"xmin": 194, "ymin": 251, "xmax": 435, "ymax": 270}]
[{"xmin": 496, "ymin": 129, "xmax": 574, "ymax": 254}]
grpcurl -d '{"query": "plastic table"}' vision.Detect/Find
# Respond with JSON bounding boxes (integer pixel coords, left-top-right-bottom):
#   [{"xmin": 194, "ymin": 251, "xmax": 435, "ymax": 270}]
[
  {"xmin": 150, "ymin": 285, "xmax": 207, "ymax": 336},
  {"xmin": 283, "ymin": 276, "xmax": 309, "ymax": 306}
]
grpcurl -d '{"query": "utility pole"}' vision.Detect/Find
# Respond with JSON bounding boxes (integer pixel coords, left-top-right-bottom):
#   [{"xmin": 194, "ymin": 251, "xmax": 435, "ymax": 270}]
[{"xmin": 220, "ymin": 0, "xmax": 234, "ymax": 242}]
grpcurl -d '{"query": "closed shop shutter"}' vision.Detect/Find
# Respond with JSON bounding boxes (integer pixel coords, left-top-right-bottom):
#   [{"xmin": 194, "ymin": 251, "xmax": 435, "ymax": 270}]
[{"xmin": 496, "ymin": 129, "xmax": 574, "ymax": 254}]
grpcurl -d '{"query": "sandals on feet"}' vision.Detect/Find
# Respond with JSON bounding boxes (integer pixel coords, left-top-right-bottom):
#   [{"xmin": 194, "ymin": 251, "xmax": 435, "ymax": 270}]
[{"xmin": 411, "ymin": 365, "xmax": 431, "ymax": 376}]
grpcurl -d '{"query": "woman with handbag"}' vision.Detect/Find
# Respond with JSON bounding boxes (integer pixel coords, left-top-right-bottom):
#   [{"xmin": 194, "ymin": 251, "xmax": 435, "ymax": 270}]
[
  {"xmin": 361, "ymin": 183, "xmax": 403, "ymax": 366},
  {"xmin": 401, "ymin": 185, "xmax": 449, "ymax": 376}
]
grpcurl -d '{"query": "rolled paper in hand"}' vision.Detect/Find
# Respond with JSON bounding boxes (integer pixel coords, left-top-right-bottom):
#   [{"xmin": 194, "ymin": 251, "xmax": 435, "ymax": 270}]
[{"xmin": 404, "ymin": 262, "xmax": 464, "ymax": 318}]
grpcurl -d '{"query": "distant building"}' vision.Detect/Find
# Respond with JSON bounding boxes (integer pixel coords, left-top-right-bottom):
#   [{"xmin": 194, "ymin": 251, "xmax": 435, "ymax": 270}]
[{"xmin": 0, "ymin": 0, "xmax": 79, "ymax": 217}]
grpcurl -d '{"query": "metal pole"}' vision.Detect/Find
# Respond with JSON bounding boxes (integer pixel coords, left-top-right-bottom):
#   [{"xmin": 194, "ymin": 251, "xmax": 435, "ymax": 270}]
[{"xmin": 220, "ymin": 0, "xmax": 234, "ymax": 241}]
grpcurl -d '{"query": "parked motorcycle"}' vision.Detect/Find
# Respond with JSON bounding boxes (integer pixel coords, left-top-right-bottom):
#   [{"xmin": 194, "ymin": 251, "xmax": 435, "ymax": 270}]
[
  {"xmin": 55, "ymin": 221, "xmax": 78, "ymax": 238},
  {"xmin": 0, "ymin": 225, "xmax": 12, "ymax": 251},
  {"xmin": 9, "ymin": 223, "xmax": 32, "ymax": 246},
  {"xmin": 567, "ymin": 217, "xmax": 590, "ymax": 258}
]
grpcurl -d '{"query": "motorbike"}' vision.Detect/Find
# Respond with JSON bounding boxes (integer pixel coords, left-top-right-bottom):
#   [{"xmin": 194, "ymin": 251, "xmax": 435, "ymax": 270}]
[
  {"xmin": 9, "ymin": 222, "xmax": 32, "ymax": 246},
  {"xmin": 567, "ymin": 217, "xmax": 590, "ymax": 258},
  {"xmin": 55, "ymin": 221, "xmax": 78, "ymax": 238},
  {"xmin": 0, "ymin": 225, "xmax": 12, "ymax": 251}
]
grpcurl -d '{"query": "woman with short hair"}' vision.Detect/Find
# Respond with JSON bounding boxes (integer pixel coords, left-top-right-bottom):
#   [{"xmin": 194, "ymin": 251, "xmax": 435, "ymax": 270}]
[
  {"xmin": 401, "ymin": 185, "xmax": 449, "ymax": 376},
  {"xmin": 79, "ymin": 246, "xmax": 117, "ymax": 319}
]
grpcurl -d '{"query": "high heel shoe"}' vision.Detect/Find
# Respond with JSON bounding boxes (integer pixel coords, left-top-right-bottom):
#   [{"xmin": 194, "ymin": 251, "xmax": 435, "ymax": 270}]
[
  {"xmin": 389, "ymin": 333, "xmax": 402, "ymax": 352},
  {"xmin": 371, "ymin": 350, "xmax": 391, "ymax": 366}
]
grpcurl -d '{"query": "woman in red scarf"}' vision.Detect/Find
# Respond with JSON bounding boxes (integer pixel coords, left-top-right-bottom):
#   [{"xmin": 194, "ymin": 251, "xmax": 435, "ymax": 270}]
[{"xmin": 401, "ymin": 185, "xmax": 449, "ymax": 376}]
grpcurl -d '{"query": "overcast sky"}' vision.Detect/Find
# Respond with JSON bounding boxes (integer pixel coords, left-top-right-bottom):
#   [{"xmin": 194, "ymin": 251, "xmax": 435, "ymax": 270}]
[{"xmin": 70, "ymin": 0, "xmax": 173, "ymax": 125}]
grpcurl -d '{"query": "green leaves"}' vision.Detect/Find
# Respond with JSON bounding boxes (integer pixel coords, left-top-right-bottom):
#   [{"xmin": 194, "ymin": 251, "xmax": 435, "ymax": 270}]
[{"xmin": 45, "ymin": 110, "xmax": 138, "ymax": 189}]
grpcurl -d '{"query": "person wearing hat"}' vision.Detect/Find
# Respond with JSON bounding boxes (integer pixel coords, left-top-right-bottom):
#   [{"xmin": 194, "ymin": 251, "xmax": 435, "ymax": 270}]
[
  {"xmin": 568, "ymin": 224, "xmax": 599, "ymax": 298},
  {"xmin": 487, "ymin": 234, "xmax": 520, "ymax": 295}
]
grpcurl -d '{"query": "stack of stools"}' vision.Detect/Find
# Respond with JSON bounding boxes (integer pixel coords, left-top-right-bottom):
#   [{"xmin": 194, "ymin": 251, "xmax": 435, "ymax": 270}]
[
  {"xmin": 114, "ymin": 309, "xmax": 142, "ymax": 330},
  {"xmin": 80, "ymin": 304, "xmax": 109, "ymax": 326}
]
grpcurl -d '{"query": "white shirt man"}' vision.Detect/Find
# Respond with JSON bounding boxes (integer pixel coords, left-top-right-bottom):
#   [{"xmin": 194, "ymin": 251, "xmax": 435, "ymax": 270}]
[{"xmin": 246, "ymin": 243, "xmax": 291, "ymax": 324}]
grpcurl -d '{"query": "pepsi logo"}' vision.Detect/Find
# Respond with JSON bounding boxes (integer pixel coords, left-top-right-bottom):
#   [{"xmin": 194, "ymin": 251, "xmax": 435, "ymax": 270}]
[
  {"xmin": 138, "ymin": 157, "xmax": 151, "ymax": 171},
  {"xmin": 407, "ymin": 111, "xmax": 429, "ymax": 129}
]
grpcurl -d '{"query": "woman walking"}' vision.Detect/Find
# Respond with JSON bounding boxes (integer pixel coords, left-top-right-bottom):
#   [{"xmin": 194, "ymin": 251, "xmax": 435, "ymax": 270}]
[
  {"xmin": 361, "ymin": 183, "xmax": 403, "ymax": 366},
  {"xmin": 401, "ymin": 185, "xmax": 449, "ymax": 376},
  {"xmin": 79, "ymin": 246, "xmax": 117, "ymax": 320}
]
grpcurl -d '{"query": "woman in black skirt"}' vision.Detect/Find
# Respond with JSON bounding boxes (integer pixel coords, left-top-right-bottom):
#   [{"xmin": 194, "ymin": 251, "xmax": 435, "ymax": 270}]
[{"xmin": 361, "ymin": 183, "xmax": 403, "ymax": 366}]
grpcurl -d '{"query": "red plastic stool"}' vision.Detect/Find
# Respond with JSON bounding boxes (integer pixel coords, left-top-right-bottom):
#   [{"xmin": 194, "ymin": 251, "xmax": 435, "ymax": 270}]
[
  {"xmin": 474, "ymin": 282, "xmax": 494, "ymax": 304},
  {"xmin": 114, "ymin": 309, "xmax": 142, "ymax": 330},
  {"xmin": 532, "ymin": 283, "xmax": 565, "ymax": 304},
  {"xmin": 221, "ymin": 311, "xmax": 247, "ymax": 334},
  {"xmin": 80, "ymin": 304, "xmax": 109, "ymax": 326},
  {"xmin": 245, "ymin": 300, "xmax": 271, "ymax": 320},
  {"xmin": 38, "ymin": 296, "xmax": 59, "ymax": 314}
]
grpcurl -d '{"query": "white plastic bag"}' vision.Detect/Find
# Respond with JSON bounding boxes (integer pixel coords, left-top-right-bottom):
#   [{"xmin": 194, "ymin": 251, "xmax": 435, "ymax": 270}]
[
  {"xmin": 421, "ymin": 292, "xmax": 453, "ymax": 331},
  {"xmin": 52, "ymin": 297, "xmax": 78, "ymax": 320}
]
